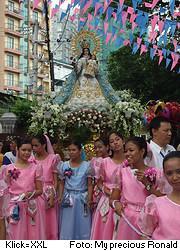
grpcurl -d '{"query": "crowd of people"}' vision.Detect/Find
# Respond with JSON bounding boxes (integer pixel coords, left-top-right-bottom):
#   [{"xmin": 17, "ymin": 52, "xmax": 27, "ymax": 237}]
[{"xmin": 0, "ymin": 116, "xmax": 179, "ymax": 240}]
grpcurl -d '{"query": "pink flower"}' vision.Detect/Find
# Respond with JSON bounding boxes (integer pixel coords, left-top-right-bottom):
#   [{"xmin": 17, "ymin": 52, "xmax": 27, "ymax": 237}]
[
  {"xmin": 122, "ymin": 159, "xmax": 129, "ymax": 168},
  {"xmin": 8, "ymin": 168, "xmax": 20, "ymax": 180},
  {"xmin": 144, "ymin": 167, "xmax": 157, "ymax": 184},
  {"xmin": 64, "ymin": 168, "xmax": 73, "ymax": 178}
]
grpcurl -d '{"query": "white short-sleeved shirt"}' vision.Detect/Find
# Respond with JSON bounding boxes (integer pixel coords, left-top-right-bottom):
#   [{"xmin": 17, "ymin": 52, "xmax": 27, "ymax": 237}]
[{"xmin": 145, "ymin": 140, "xmax": 175, "ymax": 169}]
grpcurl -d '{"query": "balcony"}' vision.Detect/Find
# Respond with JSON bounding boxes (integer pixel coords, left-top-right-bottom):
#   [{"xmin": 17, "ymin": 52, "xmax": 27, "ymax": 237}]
[
  {"xmin": 4, "ymin": 62, "xmax": 21, "ymax": 74},
  {"xmin": 3, "ymin": 80, "xmax": 22, "ymax": 93},
  {"xmin": 5, "ymin": 5, "xmax": 23, "ymax": 20},
  {"xmin": 5, "ymin": 23, "xmax": 22, "ymax": 37},
  {"xmin": 4, "ymin": 42, "xmax": 22, "ymax": 55}
]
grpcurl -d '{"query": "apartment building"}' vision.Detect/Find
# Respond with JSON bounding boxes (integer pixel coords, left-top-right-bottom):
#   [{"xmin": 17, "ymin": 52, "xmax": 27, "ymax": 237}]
[
  {"xmin": 0, "ymin": 0, "xmax": 23, "ymax": 95},
  {"xmin": 0, "ymin": 0, "xmax": 50, "ymax": 97}
]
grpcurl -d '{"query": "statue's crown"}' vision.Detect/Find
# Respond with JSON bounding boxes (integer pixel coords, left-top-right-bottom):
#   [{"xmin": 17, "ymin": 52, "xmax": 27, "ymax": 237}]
[{"xmin": 80, "ymin": 39, "xmax": 90, "ymax": 49}]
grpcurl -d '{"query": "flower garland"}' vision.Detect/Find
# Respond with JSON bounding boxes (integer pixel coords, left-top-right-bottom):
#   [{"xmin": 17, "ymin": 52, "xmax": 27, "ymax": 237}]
[
  {"xmin": 66, "ymin": 108, "xmax": 112, "ymax": 134},
  {"xmin": 111, "ymin": 90, "xmax": 144, "ymax": 137},
  {"xmin": 28, "ymin": 97, "xmax": 67, "ymax": 138},
  {"xmin": 28, "ymin": 90, "xmax": 146, "ymax": 140}
]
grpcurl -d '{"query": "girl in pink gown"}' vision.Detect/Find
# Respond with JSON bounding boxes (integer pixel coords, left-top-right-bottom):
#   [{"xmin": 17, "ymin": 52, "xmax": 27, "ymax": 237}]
[
  {"xmin": 31, "ymin": 135, "xmax": 60, "ymax": 240},
  {"xmin": 0, "ymin": 168, "xmax": 7, "ymax": 239},
  {"xmin": 111, "ymin": 136, "xmax": 165, "ymax": 240},
  {"xmin": 2, "ymin": 138, "xmax": 45, "ymax": 240},
  {"xmin": 91, "ymin": 131, "xmax": 126, "ymax": 240},
  {"xmin": 90, "ymin": 138, "xmax": 109, "ymax": 209},
  {"xmin": 138, "ymin": 151, "xmax": 180, "ymax": 240}
]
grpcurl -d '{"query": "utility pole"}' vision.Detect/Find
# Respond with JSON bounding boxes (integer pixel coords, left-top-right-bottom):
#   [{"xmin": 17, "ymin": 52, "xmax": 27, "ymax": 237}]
[
  {"xmin": 31, "ymin": 20, "xmax": 39, "ymax": 94},
  {"xmin": 44, "ymin": 0, "xmax": 55, "ymax": 91}
]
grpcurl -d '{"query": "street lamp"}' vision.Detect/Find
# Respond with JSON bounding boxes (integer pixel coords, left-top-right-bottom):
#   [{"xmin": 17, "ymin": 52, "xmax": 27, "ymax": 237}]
[{"xmin": 0, "ymin": 112, "xmax": 17, "ymax": 134}]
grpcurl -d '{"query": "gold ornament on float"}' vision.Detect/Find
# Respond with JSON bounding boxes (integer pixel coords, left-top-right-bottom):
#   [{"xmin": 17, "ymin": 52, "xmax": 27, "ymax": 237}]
[{"xmin": 71, "ymin": 30, "xmax": 101, "ymax": 57}]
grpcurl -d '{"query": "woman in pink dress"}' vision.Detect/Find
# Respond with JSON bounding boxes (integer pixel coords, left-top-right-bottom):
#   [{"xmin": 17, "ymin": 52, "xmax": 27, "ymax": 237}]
[
  {"xmin": 90, "ymin": 138, "xmax": 109, "ymax": 209},
  {"xmin": 31, "ymin": 135, "xmax": 60, "ymax": 240},
  {"xmin": 2, "ymin": 138, "xmax": 45, "ymax": 240},
  {"xmin": 0, "ymin": 195, "xmax": 6, "ymax": 239},
  {"xmin": 91, "ymin": 137, "xmax": 109, "ymax": 175},
  {"xmin": 91, "ymin": 131, "xmax": 126, "ymax": 240},
  {"xmin": 0, "ymin": 168, "xmax": 7, "ymax": 239},
  {"xmin": 138, "ymin": 151, "xmax": 180, "ymax": 240},
  {"xmin": 111, "ymin": 136, "xmax": 164, "ymax": 240}
]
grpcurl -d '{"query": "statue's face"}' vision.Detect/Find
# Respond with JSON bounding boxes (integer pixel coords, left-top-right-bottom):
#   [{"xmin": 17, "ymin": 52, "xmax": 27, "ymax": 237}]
[{"xmin": 83, "ymin": 48, "xmax": 89, "ymax": 57}]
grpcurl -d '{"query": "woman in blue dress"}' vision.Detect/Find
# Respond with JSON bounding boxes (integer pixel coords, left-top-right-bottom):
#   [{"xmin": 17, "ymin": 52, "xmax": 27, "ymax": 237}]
[{"xmin": 58, "ymin": 140, "xmax": 94, "ymax": 240}]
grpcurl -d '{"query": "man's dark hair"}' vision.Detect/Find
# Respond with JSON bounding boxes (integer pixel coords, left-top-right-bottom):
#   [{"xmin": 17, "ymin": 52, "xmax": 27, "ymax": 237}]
[
  {"xmin": 149, "ymin": 116, "xmax": 170, "ymax": 138},
  {"xmin": 163, "ymin": 151, "xmax": 180, "ymax": 169}
]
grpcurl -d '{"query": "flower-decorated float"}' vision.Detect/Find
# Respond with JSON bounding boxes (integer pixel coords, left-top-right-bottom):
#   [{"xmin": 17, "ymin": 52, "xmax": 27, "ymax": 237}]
[{"xmin": 29, "ymin": 31, "xmax": 144, "ymax": 158}]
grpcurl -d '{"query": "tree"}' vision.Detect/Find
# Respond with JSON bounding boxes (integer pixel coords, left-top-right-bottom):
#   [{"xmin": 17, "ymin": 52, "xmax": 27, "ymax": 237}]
[
  {"xmin": 11, "ymin": 98, "xmax": 36, "ymax": 132},
  {"xmin": 107, "ymin": 46, "xmax": 179, "ymax": 103}
]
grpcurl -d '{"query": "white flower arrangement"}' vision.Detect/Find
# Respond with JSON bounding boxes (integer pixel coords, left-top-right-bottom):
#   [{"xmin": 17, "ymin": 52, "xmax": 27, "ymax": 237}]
[
  {"xmin": 112, "ymin": 90, "xmax": 144, "ymax": 137},
  {"xmin": 28, "ymin": 90, "xmax": 144, "ymax": 140},
  {"xmin": 66, "ymin": 108, "xmax": 112, "ymax": 134},
  {"xmin": 29, "ymin": 98, "xmax": 67, "ymax": 138}
]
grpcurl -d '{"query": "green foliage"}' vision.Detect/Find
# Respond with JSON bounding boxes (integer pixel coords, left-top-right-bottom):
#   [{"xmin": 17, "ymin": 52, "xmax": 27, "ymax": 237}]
[
  {"xmin": 67, "ymin": 125, "xmax": 92, "ymax": 145},
  {"xmin": 11, "ymin": 98, "xmax": 35, "ymax": 131},
  {"xmin": 107, "ymin": 47, "xmax": 180, "ymax": 103}
]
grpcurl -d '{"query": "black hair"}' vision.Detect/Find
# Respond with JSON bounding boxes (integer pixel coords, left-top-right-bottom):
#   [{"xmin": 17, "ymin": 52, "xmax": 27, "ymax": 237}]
[
  {"xmin": 79, "ymin": 48, "xmax": 92, "ymax": 59},
  {"xmin": 94, "ymin": 137, "xmax": 109, "ymax": 147},
  {"xmin": 50, "ymin": 137, "xmax": 58, "ymax": 145},
  {"xmin": 126, "ymin": 136, "xmax": 148, "ymax": 158},
  {"xmin": 108, "ymin": 130, "xmax": 124, "ymax": 143},
  {"xmin": 32, "ymin": 135, "xmax": 47, "ymax": 146},
  {"xmin": 16, "ymin": 137, "xmax": 32, "ymax": 150},
  {"xmin": 68, "ymin": 140, "xmax": 82, "ymax": 150},
  {"xmin": 163, "ymin": 151, "xmax": 180, "ymax": 169},
  {"xmin": 108, "ymin": 130, "xmax": 124, "ymax": 157},
  {"xmin": 149, "ymin": 116, "xmax": 171, "ymax": 138}
]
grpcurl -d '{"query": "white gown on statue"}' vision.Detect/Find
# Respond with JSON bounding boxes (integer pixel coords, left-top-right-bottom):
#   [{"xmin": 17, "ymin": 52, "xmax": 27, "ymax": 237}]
[{"xmin": 67, "ymin": 57, "xmax": 109, "ymax": 109}]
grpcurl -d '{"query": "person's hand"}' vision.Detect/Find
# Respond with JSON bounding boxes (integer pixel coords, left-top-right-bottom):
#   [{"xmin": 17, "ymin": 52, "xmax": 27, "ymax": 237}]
[
  {"xmin": 103, "ymin": 186, "xmax": 112, "ymax": 197},
  {"xmin": 87, "ymin": 200, "xmax": 94, "ymax": 210},
  {"xmin": 47, "ymin": 195, "xmax": 55, "ymax": 208},
  {"xmin": 24, "ymin": 192, "xmax": 33, "ymax": 200},
  {"xmin": 114, "ymin": 201, "xmax": 124, "ymax": 216},
  {"xmin": 135, "ymin": 170, "xmax": 149, "ymax": 186},
  {"xmin": 57, "ymin": 196, "xmax": 62, "ymax": 205}
]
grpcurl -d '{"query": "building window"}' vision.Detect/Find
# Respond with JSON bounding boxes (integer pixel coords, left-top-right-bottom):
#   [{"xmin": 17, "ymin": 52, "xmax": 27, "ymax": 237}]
[
  {"xmin": 7, "ymin": 36, "xmax": 14, "ymax": 49},
  {"xmin": 7, "ymin": 73, "xmax": 14, "ymax": 86},
  {"xmin": 7, "ymin": 18, "xmax": 14, "ymax": 30},
  {"xmin": 7, "ymin": 54, "xmax": 14, "ymax": 67},
  {"xmin": 8, "ymin": 1, "xmax": 14, "ymax": 11}
]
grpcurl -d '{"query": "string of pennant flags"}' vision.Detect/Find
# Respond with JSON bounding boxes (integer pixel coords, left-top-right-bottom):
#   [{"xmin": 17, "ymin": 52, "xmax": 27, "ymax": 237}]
[{"xmin": 23, "ymin": 0, "xmax": 179, "ymax": 72}]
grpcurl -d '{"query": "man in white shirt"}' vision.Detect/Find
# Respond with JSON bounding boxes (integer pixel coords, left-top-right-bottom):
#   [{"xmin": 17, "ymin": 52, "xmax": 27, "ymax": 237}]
[{"xmin": 146, "ymin": 116, "xmax": 175, "ymax": 169}]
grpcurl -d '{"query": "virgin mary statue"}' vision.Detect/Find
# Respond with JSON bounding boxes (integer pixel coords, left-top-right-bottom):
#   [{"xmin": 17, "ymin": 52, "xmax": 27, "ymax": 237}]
[{"xmin": 53, "ymin": 30, "xmax": 120, "ymax": 109}]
